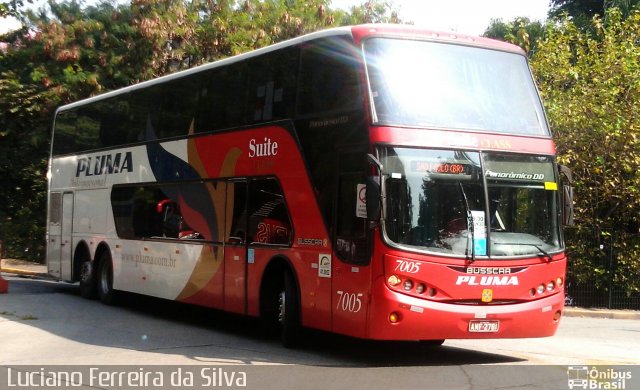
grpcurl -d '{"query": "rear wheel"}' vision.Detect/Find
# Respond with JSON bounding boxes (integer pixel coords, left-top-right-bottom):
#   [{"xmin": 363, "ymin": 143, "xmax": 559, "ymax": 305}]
[
  {"xmin": 97, "ymin": 252, "xmax": 117, "ymax": 305},
  {"xmin": 79, "ymin": 260, "xmax": 97, "ymax": 299}
]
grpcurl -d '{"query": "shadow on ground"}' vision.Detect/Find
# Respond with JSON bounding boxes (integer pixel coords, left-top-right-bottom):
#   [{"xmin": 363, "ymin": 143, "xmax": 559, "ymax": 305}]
[{"xmin": 2, "ymin": 276, "xmax": 524, "ymax": 367}]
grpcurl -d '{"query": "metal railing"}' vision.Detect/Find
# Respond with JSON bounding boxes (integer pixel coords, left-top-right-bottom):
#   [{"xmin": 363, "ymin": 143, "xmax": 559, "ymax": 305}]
[{"xmin": 564, "ymin": 228, "xmax": 640, "ymax": 310}]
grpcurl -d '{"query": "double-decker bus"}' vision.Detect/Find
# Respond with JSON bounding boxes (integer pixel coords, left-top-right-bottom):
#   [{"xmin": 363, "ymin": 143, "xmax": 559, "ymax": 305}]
[{"xmin": 46, "ymin": 24, "xmax": 574, "ymax": 346}]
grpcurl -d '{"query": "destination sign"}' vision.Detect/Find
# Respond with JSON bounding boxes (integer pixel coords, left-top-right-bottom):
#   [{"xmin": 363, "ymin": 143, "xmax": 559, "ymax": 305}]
[{"xmin": 411, "ymin": 161, "xmax": 472, "ymax": 175}]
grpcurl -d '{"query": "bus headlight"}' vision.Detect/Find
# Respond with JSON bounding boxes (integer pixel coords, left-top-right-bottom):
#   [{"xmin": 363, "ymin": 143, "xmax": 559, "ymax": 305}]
[{"xmin": 387, "ymin": 275, "xmax": 401, "ymax": 287}]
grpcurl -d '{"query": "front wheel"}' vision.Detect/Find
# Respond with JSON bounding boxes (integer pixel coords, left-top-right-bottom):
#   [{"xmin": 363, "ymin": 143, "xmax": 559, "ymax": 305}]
[
  {"xmin": 279, "ymin": 271, "xmax": 301, "ymax": 348},
  {"xmin": 97, "ymin": 252, "xmax": 117, "ymax": 305}
]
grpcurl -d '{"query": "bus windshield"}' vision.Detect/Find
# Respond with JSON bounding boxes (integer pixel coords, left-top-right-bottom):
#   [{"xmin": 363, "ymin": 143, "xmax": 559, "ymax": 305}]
[
  {"xmin": 381, "ymin": 147, "xmax": 561, "ymax": 258},
  {"xmin": 364, "ymin": 37, "xmax": 549, "ymax": 136}
]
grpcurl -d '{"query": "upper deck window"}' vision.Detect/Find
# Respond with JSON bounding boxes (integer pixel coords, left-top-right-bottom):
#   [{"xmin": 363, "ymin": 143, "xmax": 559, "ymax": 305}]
[{"xmin": 364, "ymin": 38, "xmax": 550, "ymax": 136}]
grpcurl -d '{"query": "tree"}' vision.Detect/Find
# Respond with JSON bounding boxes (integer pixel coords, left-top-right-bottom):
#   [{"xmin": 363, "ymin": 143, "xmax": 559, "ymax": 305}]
[
  {"xmin": 549, "ymin": 0, "xmax": 640, "ymax": 26},
  {"xmin": 548, "ymin": 0, "xmax": 605, "ymax": 19},
  {"xmin": 0, "ymin": 0, "xmax": 145, "ymax": 259},
  {"xmin": 531, "ymin": 8, "xmax": 640, "ymax": 295},
  {"xmin": 1, "ymin": 0, "xmax": 31, "ymax": 17},
  {"xmin": 338, "ymin": 0, "xmax": 400, "ymax": 25},
  {"xmin": 483, "ymin": 17, "xmax": 545, "ymax": 56}
]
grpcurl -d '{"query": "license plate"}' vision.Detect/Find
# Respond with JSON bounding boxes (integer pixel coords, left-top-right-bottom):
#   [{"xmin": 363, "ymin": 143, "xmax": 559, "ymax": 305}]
[{"xmin": 468, "ymin": 320, "xmax": 500, "ymax": 333}]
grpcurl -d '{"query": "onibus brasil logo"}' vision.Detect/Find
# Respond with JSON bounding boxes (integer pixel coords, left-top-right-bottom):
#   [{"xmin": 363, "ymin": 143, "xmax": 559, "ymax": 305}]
[{"xmin": 567, "ymin": 366, "xmax": 632, "ymax": 389}]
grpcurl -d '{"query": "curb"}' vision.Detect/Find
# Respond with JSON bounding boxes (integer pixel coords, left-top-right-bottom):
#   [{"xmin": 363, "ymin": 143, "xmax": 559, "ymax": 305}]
[
  {"xmin": 563, "ymin": 307, "xmax": 640, "ymax": 320},
  {"xmin": 1, "ymin": 267, "xmax": 47, "ymax": 277}
]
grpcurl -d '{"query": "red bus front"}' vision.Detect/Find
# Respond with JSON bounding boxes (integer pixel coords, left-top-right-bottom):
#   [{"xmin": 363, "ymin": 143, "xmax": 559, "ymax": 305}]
[{"xmin": 338, "ymin": 27, "xmax": 568, "ymax": 341}]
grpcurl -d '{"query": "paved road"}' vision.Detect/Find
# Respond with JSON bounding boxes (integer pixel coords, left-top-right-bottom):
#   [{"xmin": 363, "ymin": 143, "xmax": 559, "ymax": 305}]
[{"xmin": 1, "ymin": 274, "xmax": 639, "ymax": 389}]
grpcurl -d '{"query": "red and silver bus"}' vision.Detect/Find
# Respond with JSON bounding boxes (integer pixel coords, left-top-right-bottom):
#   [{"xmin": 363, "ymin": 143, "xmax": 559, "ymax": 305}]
[{"xmin": 46, "ymin": 24, "xmax": 573, "ymax": 346}]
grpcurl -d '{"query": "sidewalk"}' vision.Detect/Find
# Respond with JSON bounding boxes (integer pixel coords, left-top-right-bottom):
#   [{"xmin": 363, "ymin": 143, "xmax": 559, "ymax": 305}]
[
  {"xmin": 1, "ymin": 258, "xmax": 48, "ymax": 277},
  {"xmin": 562, "ymin": 307, "xmax": 640, "ymax": 320},
  {"xmin": 1, "ymin": 258, "xmax": 639, "ymax": 320}
]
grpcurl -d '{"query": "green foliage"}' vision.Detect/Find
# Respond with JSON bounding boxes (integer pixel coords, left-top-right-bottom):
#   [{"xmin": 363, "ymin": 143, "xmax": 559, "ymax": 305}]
[
  {"xmin": 549, "ymin": 0, "xmax": 640, "ymax": 32},
  {"xmin": 483, "ymin": 17, "xmax": 545, "ymax": 56},
  {"xmin": 549, "ymin": 0, "xmax": 640, "ymax": 20},
  {"xmin": 0, "ymin": 70, "xmax": 51, "ymax": 260},
  {"xmin": 531, "ymin": 8, "xmax": 640, "ymax": 296},
  {"xmin": 548, "ymin": 0, "xmax": 606, "ymax": 21}
]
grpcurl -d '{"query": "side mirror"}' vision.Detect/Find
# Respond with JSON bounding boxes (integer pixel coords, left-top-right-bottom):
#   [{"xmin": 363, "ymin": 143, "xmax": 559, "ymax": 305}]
[
  {"xmin": 558, "ymin": 165, "xmax": 575, "ymax": 227},
  {"xmin": 562, "ymin": 185, "xmax": 575, "ymax": 226},
  {"xmin": 366, "ymin": 176, "xmax": 381, "ymax": 221}
]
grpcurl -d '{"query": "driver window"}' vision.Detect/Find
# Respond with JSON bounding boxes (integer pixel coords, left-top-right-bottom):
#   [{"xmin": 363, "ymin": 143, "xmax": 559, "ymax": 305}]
[{"xmin": 335, "ymin": 174, "xmax": 370, "ymax": 264}]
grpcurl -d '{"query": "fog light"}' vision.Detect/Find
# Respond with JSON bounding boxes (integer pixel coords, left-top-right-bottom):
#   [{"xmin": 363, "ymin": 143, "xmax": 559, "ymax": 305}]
[
  {"xmin": 403, "ymin": 279, "xmax": 414, "ymax": 291},
  {"xmin": 389, "ymin": 312, "xmax": 400, "ymax": 323},
  {"xmin": 415, "ymin": 283, "xmax": 425, "ymax": 294},
  {"xmin": 388, "ymin": 275, "xmax": 401, "ymax": 287},
  {"xmin": 553, "ymin": 310, "xmax": 562, "ymax": 321},
  {"xmin": 537, "ymin": 284, "xmax": 545, "ymax": 294},
  {"xmin": 546, "ymin": 281, "xmax": 555, "ymax": 291},
  {"xmin": 428, "ymin": 287, "xmax": 437, "ymax": 297}
]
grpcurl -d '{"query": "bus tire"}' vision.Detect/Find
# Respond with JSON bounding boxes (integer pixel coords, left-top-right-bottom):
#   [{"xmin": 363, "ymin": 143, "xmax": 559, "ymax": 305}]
[
  {"xmin": 279, "ymin": 270, "xmax": 301, "ymax": 348},
  {"xmin": 79, "ymin": 260, "xmax": 97, "ymax": 299},
  {"xmin": 97, "ymin": 251, "xmax": 117, "ymax": 305}
]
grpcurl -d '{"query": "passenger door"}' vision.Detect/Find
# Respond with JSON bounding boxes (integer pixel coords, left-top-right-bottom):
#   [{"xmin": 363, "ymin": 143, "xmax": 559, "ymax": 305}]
[
  {"xmin": 47, "ymin": 191, "xmax": 74, "ymax": 280},
  {"xmin": 224, "ymin": 180, "xmax": 248, "ymax": 314},
  {"xmin": 47, "ymin": 192, "xmax": 62, "ymax": 278},
  {"xmin": 60, "ymin": 192, "xmax": 74, "ymax": 280},
  {"xmin": 332, "ymin": 172, "xmax": 371, "ymax": 337}
]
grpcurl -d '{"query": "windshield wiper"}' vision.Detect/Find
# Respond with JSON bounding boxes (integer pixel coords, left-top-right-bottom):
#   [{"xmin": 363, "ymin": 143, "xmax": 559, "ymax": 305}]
[
  {"xmin": 494, "ymin": 242, "xmax": 553, "ymax": 262},
  {"xmin": 458, "ymin": 183, "xmax": 475, "ymax": 263}
]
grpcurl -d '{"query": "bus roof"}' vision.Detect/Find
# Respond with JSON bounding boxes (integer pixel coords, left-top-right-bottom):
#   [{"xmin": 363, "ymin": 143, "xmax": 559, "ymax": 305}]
[
  {"xmin": 55, "ymin": 24, "xmax": 524, "ymax": 113},
  {"xmin": 350, "ymin": 24, "xmax": 525, "ymax": 54}
]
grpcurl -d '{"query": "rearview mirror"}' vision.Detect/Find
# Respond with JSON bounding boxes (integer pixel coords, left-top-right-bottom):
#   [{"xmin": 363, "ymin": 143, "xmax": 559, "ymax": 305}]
[
  {"xmin": 558, "ymin": 165, "xmax": 575, "ymax": 227},
  {"xmin": 562, "ymin": 185, "xmax": 575, "ymax": 226}
]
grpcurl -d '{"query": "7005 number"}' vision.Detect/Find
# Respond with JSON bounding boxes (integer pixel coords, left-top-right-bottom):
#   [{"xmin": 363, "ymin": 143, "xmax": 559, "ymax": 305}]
[
  {"xmin": 336, "ymin": 291, "xmax": 363, "ymax": 313},
  {"xmin": 395, "ymin": 259, "xmax": 421, "ymax": 274}
]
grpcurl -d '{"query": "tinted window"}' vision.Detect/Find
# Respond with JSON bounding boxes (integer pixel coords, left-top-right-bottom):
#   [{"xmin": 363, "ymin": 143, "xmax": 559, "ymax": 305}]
[
  {"xmin": 247, "ymin": 178, "xmax": 292, "ymax": 245},
  {"xmin": 226, "ymin": 180, "xmax": 248, "ymax": 244},
  {"xmin": 196, "ymin": 65, "xmax": 248, "ymax": 132},
  {"xmin": 297, "ymin": 37, "xmax": 361, "ymax": 116},
  {"xmin": 98, "ymin": 97, "xmax": 129, "ymax": 148},
  {"xmin": 48, "ymin": 192, "xmax": 62, "ymax": 225},
  {"xmin": 52, "ymin": 109, "xmax": 78, "ymax": 155},
  {"xmin": 364, "ymin": 38, "xmax": 549, "ymax": 135},
  {"xmin": 247, "ymin": 49, "xmax": 297, "ymax": 123},
  {"xmin": 160, "ymin": 78, "xmax": 200, "ymax": 138},
  {"xmin": 111, "ymin": 183, "xmax": 209, "ymax": 241},
  {"xmin": 128, "ymin": 85, "xmax": 163, "ymax": 142},
  {"xmin": 75, "ymin": 106, "xmax": 101, "ymax": 151}
]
